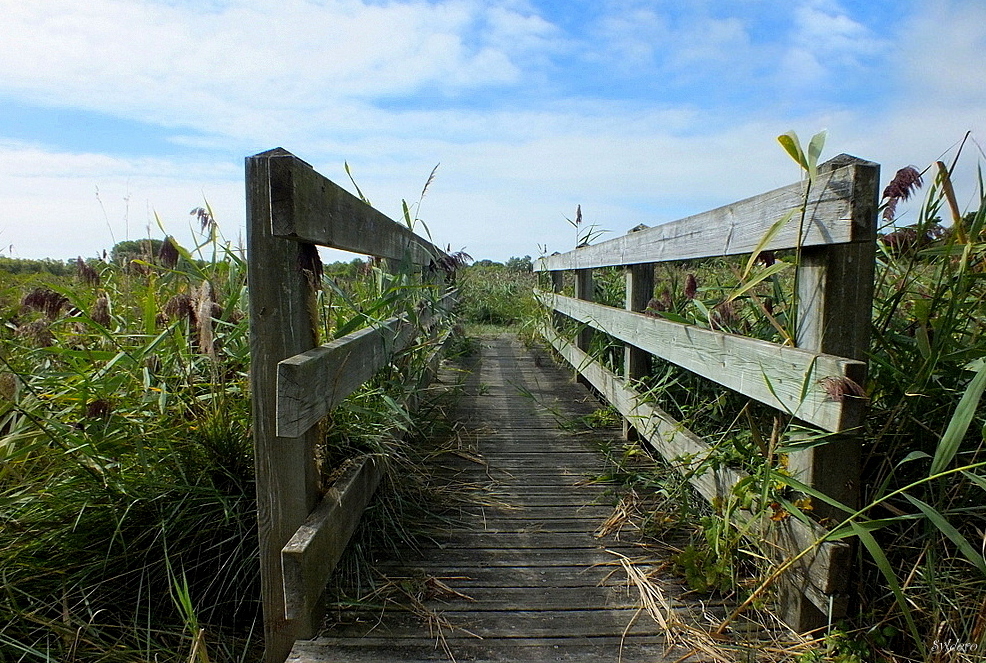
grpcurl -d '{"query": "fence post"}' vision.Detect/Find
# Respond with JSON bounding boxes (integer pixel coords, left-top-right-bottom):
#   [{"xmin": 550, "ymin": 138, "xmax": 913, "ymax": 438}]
[
  {"xmin": 247, "ymin": 149, "xmax": 323, "ymax": 662},
  {"xmin": 784, "ymin": 155, "xmax": 879, "ymax": 630},
  {"xmin": 574, "ymin": 269, "xmax": 594, "ymax": 387},
  {"xmin": 623, "ymin": 263, "xmax": 653, "ymax": 439}
]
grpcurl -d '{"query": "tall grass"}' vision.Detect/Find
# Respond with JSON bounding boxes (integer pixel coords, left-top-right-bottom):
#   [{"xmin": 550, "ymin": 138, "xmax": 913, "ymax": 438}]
[{"xmin": 0, "ymin": 203, "xmax": 461, "ymax": 660}]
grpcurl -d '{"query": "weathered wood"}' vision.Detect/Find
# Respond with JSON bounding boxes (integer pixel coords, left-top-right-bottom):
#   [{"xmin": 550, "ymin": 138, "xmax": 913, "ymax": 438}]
[
  {"xmin": 536, "ymin": 157, "xmax": 871, "ymax": 271},
  {"xmin": 538, "ymin": 290, "xmax": 867, "ymax": 433},
  {"xmin": 276, "ymin": 288, "xmax": 456, "ymax": 438},
  {"xmin": 623, "ymin": 263, "xmax": 653, "ymax": 439},
  {"xmin": 267, "ymin": 152, "xmax": 438, "ymax": 264},
  {"xmin": 282, "ymin": 456, "xmax": 385, "ymax": 620},
  {"xmin": 248, "ymin": 149, "xmax": 323, "ymax": 662},
  {"xmin": 540, "ymin": 326, "xmax": 850, "ymax": 613},
  {"xmin": 574, "ymin": 268, "xmax": 594, "ymax": 355},
  {"xmin": 784, "ymin": 155, "xmax": 878, "ymax": 630},
  {"xmin": 292, "ymin": 335, "xmax": 711, "ymax": 662},
  {"xmin": 276, "ymin": 316, "xmax": 412, "ymax": 438}
]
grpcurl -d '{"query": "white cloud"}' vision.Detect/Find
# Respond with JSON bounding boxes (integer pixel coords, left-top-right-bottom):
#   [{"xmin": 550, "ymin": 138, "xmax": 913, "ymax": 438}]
[
  {"xmin": 0, "ymin": 0, "xmax": 557, "ymax": 141},
  {"xmin": 780, "ymin": 0, "xmax": 887, "ymax": 87},
  {"xmin": 895, "ymin": 0, "xmax": 986, "ymax": 107},
  {"xmin": 0, "ymin": 0, "xmax": 984, "ymax": 263},
  {"xmin": 0, "ymin": 141, "xmax": 243, "ymax": 259}
]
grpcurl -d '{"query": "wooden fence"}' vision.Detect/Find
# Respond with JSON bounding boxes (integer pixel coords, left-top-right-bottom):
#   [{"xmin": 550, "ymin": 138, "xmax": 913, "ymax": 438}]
[
  {"xmin": 535, "ymin": 154, "xmax": 880, "ymax": 631},
  {"xmin": 246, "ymin": 148, "xmax": 456, "ymax": 662}
]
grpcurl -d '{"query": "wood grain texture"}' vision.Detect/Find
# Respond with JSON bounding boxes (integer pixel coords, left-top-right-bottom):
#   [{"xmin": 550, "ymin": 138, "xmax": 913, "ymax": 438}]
[
  {"xmin": 267, "ymin": 152, "xmax": 439, "ymax": 264},
  {"xmin": 281, "ymin": 456, "xmax": 385, "ymax": 621},
  {"xmin": 290, "ymin": 335, "xmax": 719, "ymax": 662},
  {"xmin": 623, "ymin": 263, "xmax": 654, "ymax": 439},
  {"xmin": 276, "ymin": 289, "xmax": 456, "ymax": 438},
  {"xmin": 540, "ymin": 326, "xmax": 850, "ymax": 614},
  {"xmin": 536, "ymin": 156, "xmax": 875, "ymax": 271},
  {"xmin": 538, "ymin": 290, "xmax": 867, "ymax": 433},
  {"xmin": 247, "ymin": 149, "xmax": 324, "ymax": 662},
  {"xmin": 276, "ymin": 316, "xmax": 412, "ymax": 438}
]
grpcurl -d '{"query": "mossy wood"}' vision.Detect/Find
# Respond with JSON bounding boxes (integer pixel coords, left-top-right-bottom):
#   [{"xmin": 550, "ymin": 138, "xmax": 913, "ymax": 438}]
[
  {"xmin": 536, "ymin": 156, "xmax": 874, "ymax": 271},
  {"xmin": 537, "ymin": 290, "xmax": 867, "ymax": 433}
]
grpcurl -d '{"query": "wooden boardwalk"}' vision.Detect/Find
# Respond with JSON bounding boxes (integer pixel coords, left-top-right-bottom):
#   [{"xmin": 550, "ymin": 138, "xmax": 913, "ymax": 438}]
[{"xmin": 289, "ymin": 335, "xmax": 720, "ymax": 663}]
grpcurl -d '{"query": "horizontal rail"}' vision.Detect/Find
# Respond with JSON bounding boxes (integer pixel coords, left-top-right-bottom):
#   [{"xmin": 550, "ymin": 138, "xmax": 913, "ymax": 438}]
[
  {"xmin": 277, "ymin": 290, "xmax": 456, "ymax": 438},
  {"xmin": 281, "ymin": 456, "xmax": 385, "ymax": 620},
  {"xmin": 280, "ymin": 325, "xmax": 453, "ymax": 621},
  {"xmin": 538, "ymin": 291, "xmax": 867, "ymax": 433},
  {"xmin": 266, "ymin": 149, "xmax": 440, "ymax": 264},
  {"xmin": 541, "ymin": 326, "xmax": 850, "ymax": 612},
  {"xmin": 537, "ymin": 156, "xmax": 876, "ymax": 271}
]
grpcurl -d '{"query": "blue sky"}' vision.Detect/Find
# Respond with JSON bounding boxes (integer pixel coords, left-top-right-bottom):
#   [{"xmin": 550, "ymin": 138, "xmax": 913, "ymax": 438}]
[{"xmin": 1, "ymin": 0, "xmax": 984, "ymax": 261}]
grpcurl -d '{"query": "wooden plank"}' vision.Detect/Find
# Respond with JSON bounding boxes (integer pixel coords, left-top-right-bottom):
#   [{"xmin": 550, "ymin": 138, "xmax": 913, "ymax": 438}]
[
  {"xmin": 277, "ymin": 288, "xmax": 457, "ymax": 437},
  {"xmin": 290, "ymin": 638, "xmax": 675, "ymax": 663},
  {"xmin": 323, "ymin": 609, "xmax": 669, "ymax": 639},
  {"xmin": 282, "ymin": 456, "xmax": 385, "ymax": 621},
  {"xmin": 540, "ymin": 326, "xmax": 850, "ymax": 605},
  {"xmin": 624, "ymin": 263, "xmax": 653, "ymax": 439},
  {"xmin": 781, "ymin": 155, "xmax": 878, "ymax": 629},
  {"xmin": 292, "ymin": 335, "xmax": 738, "ymax": 662},
  {"xmin": 276, "ymin": 316, "xmax": 411, "ymax": 438},
  {"xmin": 539, "ymin": 291, "xmax": 866, "ymax": 433},
  {"xmin": 247, "ymin": 149, "xmax": 324, "ymax": 662},
  {"xmin": 575, "ymin": 268, "xmax": 594, "ymax": 356},
  {"xmin": 536, "ymin": 157, "xmax": 872, "ymax": 271},
  {"xmin": 267, "ymin": 151, "xmax": 438, "ymax": 264}
]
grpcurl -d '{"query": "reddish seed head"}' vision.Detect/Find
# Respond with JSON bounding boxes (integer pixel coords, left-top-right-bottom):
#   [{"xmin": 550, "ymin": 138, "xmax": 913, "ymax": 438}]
[
  {"xmin": 821, "ymin": 376, "xmax": 867, "ymax": 402},
  {"xmin": 684, "ymin": 274, "xmax": 697, "ymax": 299},
  {"xmin": 76, "ymin": 257, "xmax": 100, "ymax": 286},
  {"xmin": 882, "ymin": 166, "xmax": 923, "ymax": 222},
  {"xmin": 159, "ymin": 237, "xmax": 180, "ymax": 269}
]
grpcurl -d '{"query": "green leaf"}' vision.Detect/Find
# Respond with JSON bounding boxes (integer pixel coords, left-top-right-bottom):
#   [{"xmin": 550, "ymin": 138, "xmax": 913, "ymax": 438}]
[
  {"xmin": 963, "ymin": 470, "xmax": 986, "ymax": 491},
  {"xmin": 771, "ymin": 470, "xmax": 854, "ymax": 515},
  {"xmin": 729, "ymin": 261, "xmax": 792, "ymax": 302},
  {"xmin": 930, "ymin": 361, "xmax": 986, "ymax": 476},
  {"xmin": 806, "ymin": 130, "xmax": 827, "ymax": 181},
  {"xmin": 777, "ymin": 131, "xmax": 808, "ymax": 171},
  {"xmin": 742, "ymin": 209, "xmax": 797, "ymax": 279},
  {"xmin": 904, "ymin": 494, "xmax": 986, "ymax": 575},
  {"xmin": 850, "ymin": 521, "xmax": 926, "ymax": 658},
  {"xmin": 344, "ymin": 161, "xmax": 370, "ymax": 205}
]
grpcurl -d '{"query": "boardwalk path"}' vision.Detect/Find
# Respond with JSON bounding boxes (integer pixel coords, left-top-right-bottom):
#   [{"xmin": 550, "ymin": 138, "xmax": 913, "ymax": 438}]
[{"xmin": 290, "ymin": 334, "xmax": 715, "ymax": 662}]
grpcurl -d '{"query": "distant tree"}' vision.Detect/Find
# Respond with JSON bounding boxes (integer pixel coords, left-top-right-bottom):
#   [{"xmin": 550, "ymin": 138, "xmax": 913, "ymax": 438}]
[
  {"xmin": 505, "ymin": 255, "xmax": 533, "ymax": 272},
  {"xmin": 0, "ymin": 257, "xmax": 75, "ymax": 276},
  {"xmin": 110, "ymin": 239, "xmax": 164, "ymax": 265},
  {"xmin": 472, "ymin": 259, "xmax": 503, "ymax": 269}
]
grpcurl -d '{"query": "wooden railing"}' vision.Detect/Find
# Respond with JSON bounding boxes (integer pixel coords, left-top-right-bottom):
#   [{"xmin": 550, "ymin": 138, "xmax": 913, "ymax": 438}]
[
  {"xmin": 535, "ymin": 154, "xmax": 879, "ymax": 631},
  {"xmin": 246, "ymin": 148, "xmax": 456, "ymax": 662}
]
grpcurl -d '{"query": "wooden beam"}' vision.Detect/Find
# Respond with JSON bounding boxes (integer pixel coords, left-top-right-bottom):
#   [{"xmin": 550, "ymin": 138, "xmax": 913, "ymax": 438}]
[
  {"xmin": 267, "ymin": 152, "xmax": 439, "ymax": 265},
  {"xmin": 782, "ymin": 155, "xmax": 878, "ymax": 630},
  {"xmin": 623, "ymin": 263, "xmax": 653, "ymax": 439},
  {"xmin": 282, "ymin": 456, "xmax": 386, "ymax": 621},
  {"xmin": 247, "ymin": 148, "xmax": 323, "ymax": 662},
  {"xmin": 276, "ymin": 288, "xmax": 457, "ymax": 438},
  {"xmin": 536, "ymin": 157, "xmax": 872, "ymax": 271},
  {"xmin": 276, "ymin": 316, "xmax": 413, "ymax": 438},
  {"xmin": 538, "ymin": 291, "xmax": 867, "ymax": 433}
]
